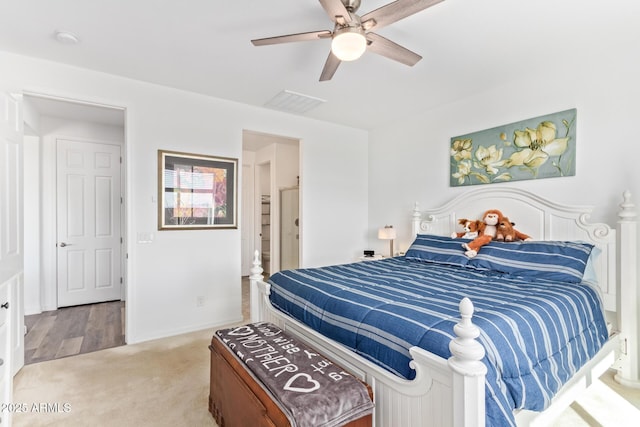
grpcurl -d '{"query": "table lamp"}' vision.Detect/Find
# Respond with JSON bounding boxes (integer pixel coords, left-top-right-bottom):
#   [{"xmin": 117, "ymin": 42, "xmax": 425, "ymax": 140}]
[{"xmin": 378, "ymin": 225, "xmax": 397, "ymax": 258}]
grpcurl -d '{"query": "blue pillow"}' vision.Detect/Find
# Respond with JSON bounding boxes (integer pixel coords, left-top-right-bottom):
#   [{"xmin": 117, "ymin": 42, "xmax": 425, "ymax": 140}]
[
  {"xmin": 469, "ymin": 240, "xmax": 594, "ymax": 283},
  {"xmin": 582, "ymin": 246, "xmax": 601, "ymax": 284},
  {"xmin": 405, "ymin": 234, "xmax": 471, "ymax": 267}
]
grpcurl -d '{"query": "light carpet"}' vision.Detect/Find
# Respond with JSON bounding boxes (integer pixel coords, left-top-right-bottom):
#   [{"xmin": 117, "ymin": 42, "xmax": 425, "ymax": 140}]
[
  {"xmin": 13, "ymin": 327, "xmax": 220, "ymax": 427},
  {"xmin": 12, "ymin": 324, "xmax": 640, "ymax": 427}
]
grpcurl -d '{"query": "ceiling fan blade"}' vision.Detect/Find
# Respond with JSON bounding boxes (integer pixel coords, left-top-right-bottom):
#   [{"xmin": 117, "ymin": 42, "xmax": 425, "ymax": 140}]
[
  {"xmin": 319, "ymin": 51, "xmax": 342, "ymax": 81},
  {"xmin": 361, "ymin": 0, "xmax": 444, "ymax": 31},
  {"xmin": 318, "ymin": 0, "xmax": 352, "ymax": 24},
  {"xmin": 366, "ymin": 32, "xmax": 422, "ymax": 66},
  {"xmin": 252, "ymin": 30, "xmax": 332, "ymax": 46}
]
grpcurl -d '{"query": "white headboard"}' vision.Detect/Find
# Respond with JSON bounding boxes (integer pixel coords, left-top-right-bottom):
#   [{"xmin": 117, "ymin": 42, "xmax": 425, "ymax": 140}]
[{"xmin": 411, "ymin": 187, "xmax": 629, "ymax": 312}]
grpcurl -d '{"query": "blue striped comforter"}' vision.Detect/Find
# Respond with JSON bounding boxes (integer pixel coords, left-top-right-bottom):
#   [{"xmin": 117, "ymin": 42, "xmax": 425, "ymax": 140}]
[{"xmin": 267, "ymin": 257, "xmax": 608, "ymax": 427}]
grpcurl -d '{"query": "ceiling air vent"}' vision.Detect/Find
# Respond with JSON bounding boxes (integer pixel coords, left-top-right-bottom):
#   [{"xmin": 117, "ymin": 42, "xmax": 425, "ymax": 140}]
[{"xmin": 264, "ymin": 90, "xmax": 326, "ymax": 114}]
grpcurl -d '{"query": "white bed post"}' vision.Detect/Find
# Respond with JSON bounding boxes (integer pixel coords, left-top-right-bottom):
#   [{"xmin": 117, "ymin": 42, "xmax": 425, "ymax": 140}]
[
  {"xmin": 448, "ymin": 297, "xmax": 487, "ymax": 427},
  {"xmin": 249, "ymin": 250, "xmax": 264, "ymax": 323},
  {"xmin": 412, "ymin": 202, "xmax": 421, "ymax": 237},
  {"xmin": 614, "ymin": 191, "xmax": 640, "ymax": 388}
]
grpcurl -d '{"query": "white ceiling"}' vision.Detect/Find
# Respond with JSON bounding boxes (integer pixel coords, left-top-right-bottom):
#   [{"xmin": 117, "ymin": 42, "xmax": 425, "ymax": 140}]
[
  {"xmin": 25, "ymin": 95, "xmax": 125, "ymax": 126},
  {"xmin": 1, "ymin": 0, "xmax": 637, "ymax": 130}
]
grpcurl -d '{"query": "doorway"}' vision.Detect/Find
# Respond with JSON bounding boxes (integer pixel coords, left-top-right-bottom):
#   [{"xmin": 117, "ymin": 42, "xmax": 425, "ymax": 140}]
[
  {"xmin": 241, "ymin": 130, "xmax": 300, "ymax": 279},
  {"xmin": 23, "ymin": 94, "xmax": 127, "ymax": 362}
]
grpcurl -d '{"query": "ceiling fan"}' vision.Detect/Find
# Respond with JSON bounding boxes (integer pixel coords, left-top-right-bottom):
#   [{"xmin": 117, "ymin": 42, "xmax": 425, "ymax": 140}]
[{"xmin": 251, "ymin": 0, "xmax": 445, "ymax": 81}]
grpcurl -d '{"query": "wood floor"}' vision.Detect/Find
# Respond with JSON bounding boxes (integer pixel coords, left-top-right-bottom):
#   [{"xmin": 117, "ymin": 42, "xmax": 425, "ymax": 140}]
[
  {"xmin": 24, "ymin": 301, "xmax": 125, "ymax": 365},
  {"xmin": 25, "ymin": 278, "xmax": 249, "ymax": 365}
]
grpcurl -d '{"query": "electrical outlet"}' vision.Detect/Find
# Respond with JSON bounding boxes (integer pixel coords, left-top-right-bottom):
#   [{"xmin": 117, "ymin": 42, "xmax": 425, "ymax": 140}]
[{"xmin": 196, "ymin": 296, "xmax": 205, "ymax": 307}]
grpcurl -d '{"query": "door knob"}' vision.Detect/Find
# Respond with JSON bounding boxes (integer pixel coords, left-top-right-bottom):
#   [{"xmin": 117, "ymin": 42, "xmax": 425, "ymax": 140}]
[
  {"xmin": 1, "ymin": 302, "xmax": 8, "ymax": 309},
  {"xmin": 59, "ymin": 242, "xmax": 71, "ymax": 247}
]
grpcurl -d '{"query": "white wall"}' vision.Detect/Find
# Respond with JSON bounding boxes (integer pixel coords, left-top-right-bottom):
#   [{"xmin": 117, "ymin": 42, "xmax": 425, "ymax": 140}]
[
  {"xmin": 0, "ymin": 51, "xmax": 368, "ymax": 343},
  {"xmin": 22, "ymin": 136, "xmax": 41, "ymax": 315},
  {"xmin": 23, "ymin": 103, "xmax": 41, "ymax": 314},
  {"xmin": 302, "ymin": 136, "xmax": 369, "ymax": 267},
  {"xmin": 275, "ymin": 143, "xmax": 299, "ymax": 190},
  {"xmin": 367, "ymin": 32, "xmax": 640, "ymax": 255}
]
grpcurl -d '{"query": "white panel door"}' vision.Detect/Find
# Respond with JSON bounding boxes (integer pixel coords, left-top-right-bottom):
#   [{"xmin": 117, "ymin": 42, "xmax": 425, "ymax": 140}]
[
  {"xmin": 57, "ymin": 139, "xmax": 122, "ymax": 307},
  {"xmin": 0, "ymin": 280, "xmax": 11, "ymax": 424},
  {"xmin": 0, "ymin": 90, "xmax": 24, "ymax": 423}
]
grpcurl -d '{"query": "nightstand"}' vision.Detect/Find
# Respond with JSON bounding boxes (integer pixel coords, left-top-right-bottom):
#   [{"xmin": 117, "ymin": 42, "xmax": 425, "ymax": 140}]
[{"xmin": 357, "ymin": 254, "xmax": 384, "ymax": 262}]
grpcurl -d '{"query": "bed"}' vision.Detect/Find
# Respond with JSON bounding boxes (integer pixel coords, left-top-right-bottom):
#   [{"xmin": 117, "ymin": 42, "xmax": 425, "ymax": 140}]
[{"xmin": 249, "ymin": 187, "xmax": 638, "ymax": 427}]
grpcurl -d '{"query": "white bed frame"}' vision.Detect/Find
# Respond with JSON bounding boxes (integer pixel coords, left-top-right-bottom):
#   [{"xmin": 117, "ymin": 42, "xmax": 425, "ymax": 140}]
[{"xmin": 249, "ymin": 187, "xmax": 638, "ymax": 427}]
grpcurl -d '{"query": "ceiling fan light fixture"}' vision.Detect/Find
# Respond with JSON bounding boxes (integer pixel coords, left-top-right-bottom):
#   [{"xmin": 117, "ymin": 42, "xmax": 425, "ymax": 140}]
[
  {"xmin": 251, "ymin": 0, "xmax": 442, "ymax": 80},
  {"xmin": 331, "ymin": 27, "xmax": 366, "ymax": 61}
]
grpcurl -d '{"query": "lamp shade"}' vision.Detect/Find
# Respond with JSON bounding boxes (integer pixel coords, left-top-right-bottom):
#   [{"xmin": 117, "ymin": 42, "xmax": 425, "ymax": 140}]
[
  {"xmin": 331, "ymin": 27, "xmax": 367, "ymax": 61},
  {"xmin": 378, "ymin": 226, "xmax": 397, "ymax": 240}
]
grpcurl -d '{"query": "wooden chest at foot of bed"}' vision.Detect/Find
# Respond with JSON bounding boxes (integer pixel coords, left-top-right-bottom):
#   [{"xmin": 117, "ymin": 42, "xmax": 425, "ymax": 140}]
[{"xmin": 208, "ymin": 329, "xmax": 373, "ymax": 427}]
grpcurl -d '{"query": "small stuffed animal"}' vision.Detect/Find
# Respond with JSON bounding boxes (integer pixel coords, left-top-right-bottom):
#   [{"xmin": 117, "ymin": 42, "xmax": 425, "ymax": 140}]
[
  {"xmin": 495, "ymin": 217, "xmax": 531, "ymax": 242},
  {"xmin": 462, "ymin": 209, "xmax": 503, "ymax": 258},
  {"xmin": 451, "ymin": 218, "xmax": 481, "ymax": 239}
]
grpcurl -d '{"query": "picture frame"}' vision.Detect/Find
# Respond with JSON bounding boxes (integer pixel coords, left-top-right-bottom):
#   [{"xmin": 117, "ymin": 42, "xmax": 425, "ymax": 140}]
[
  {"xmin": 158, "ymin": 150, "xmax": 237, "ymax": 230},
  {"xmin": 450, "ymin": 108, "xmax": 577, "ymax": 187}
]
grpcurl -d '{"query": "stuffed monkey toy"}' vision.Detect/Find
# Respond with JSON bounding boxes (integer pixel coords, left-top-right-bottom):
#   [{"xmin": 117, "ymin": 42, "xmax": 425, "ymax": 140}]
[{"xmin": 462, "ymin": 209, "xmax": 503, "ymax": 258}]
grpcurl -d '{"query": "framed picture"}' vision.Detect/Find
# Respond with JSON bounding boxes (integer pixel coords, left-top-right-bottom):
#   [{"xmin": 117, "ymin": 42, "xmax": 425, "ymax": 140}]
[
  {"xmin": 450, "ymin": 108, "xmax": 577, "ymax": 187},
  {"xmin": 158, "ymin": 150, "xmax": 238, "ymax": 230}
]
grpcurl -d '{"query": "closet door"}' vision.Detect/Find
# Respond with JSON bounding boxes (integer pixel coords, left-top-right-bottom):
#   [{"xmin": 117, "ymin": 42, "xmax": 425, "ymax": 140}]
[
  {"xmin": 280, "ymin": 188, "xmax": 299, "ymax": 271},
  {"xmin": 56, "ymin": 139, "xmax": 122, "ymax": 307}
]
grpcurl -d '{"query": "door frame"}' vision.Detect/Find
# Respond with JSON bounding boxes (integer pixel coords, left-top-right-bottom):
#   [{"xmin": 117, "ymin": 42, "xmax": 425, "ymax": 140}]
[
  {"xmin": 22, "ymin": 93, "xmax": 128, "ymax": 338},
  {"xmin": 240, "ymin": 159, "xmax": 255, "ymax": 276},
  {"xmin": 256, "ymin": 160, "xmax": 273, "ymax": 274}
]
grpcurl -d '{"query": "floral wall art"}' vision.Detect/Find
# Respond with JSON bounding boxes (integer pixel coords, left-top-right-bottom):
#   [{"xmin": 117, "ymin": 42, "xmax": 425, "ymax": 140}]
[{"xmin": 450, "ymin": 109, "xmax": 576, "ymax": 186}]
